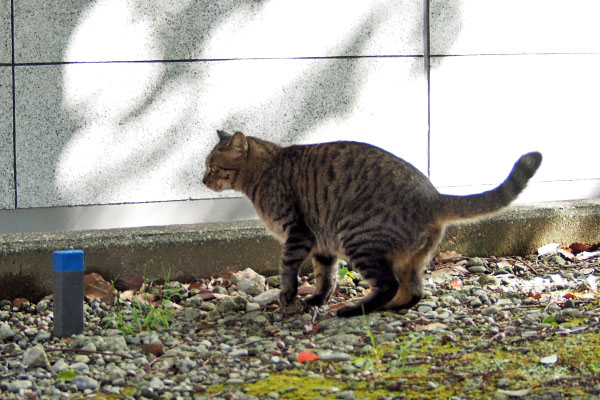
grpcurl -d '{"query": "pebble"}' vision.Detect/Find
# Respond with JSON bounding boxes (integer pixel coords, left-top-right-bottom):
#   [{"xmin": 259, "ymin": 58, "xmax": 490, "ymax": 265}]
[
  {"xmin": 22, "ymin": 344, "xmax": 49, "ymax": 368},
  {"xmin": 72, "ymin": 376, "xmax": 99, "ymax": 391},
  {"xmin": 468, "ymin": 265, "xmax": 488, "ymax": 274},
  {"xmin": 0, "ymin": 323, "xmax": 16, "ymax": 340}
]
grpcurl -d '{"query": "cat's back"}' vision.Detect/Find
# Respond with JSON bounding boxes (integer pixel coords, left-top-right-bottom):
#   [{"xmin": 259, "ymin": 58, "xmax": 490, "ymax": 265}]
[{"xmin": 276, "ymin": 140, "xmax": 436, "ymax": 198}]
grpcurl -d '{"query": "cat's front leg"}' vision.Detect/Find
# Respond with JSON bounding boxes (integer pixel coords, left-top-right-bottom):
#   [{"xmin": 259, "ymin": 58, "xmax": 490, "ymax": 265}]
[{"xmin": 279, "ymin": 222, "xmax": 315, "ymax": 307}]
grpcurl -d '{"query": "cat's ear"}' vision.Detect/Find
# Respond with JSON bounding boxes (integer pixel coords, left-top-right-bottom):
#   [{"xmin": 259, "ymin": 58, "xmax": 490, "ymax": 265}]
[
  {"xmin": 217, "ymin": 130, "xmax": 231, "ymax": 142},
  {"xmin": 224, "ymin": 131, "xmax": 248, "ymax": 160}
]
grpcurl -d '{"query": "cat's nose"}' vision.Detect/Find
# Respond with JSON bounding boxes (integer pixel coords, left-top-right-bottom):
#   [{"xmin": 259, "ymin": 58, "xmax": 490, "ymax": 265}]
[{"xmin": 202, "ymin": 177, "xmax": 207, "ymax": 185}]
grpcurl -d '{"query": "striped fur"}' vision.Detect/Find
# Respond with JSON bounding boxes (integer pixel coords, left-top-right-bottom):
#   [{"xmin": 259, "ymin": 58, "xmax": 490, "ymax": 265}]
[{"xmin": 203, "ymin": 131, "xmax": 542, "ymax": 317}]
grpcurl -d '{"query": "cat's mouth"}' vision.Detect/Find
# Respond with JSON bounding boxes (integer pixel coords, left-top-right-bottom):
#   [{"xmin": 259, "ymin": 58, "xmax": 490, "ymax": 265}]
[{"xmin": 205, "ymin": 182, "xmax": 232, "ymax": 192}]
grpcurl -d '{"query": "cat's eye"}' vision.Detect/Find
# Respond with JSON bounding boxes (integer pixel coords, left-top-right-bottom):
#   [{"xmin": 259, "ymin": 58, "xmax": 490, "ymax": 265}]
[{"xmin": 210, "ymin": 165, "xmax": 218, "ymax": 173}]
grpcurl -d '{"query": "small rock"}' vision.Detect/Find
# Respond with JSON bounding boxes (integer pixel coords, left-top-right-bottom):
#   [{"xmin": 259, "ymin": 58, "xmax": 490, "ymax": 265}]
[
  {"xmin": 338, "ymin": 391, "xmax": 356, "ymax": 400},
  {"xmin": 23, "ymin": 344, "xmax": 49, "ymax": 368},
  {"xmin": 148, "ymin": 376, "xmax": 165, "ymax": 391},
  {"xmin": 101, "ymin": 336, "xmax": 129, "ymax": 353},
  {"xmin": 320, "ymin": 351, "xmax": 351, "ymax": 362},
  {"xmin": 427, "ymin": 381, "xmax": 439, "ymax": 390},
  {"xmin": 564, "ymin": 299, "xmax": 575, "ymax": 309},
  {"xmin": 417, "ymin": 305, "xmax": 433, "ymax": 313},
  {"xmin": 72, "ymin": 376, "xmax": 99, "ymax": 391},
  {"xmin": 479, "ymin": 275, "xmax": 499, "ymax": 285},
  {"xmin": 253, "ymin": 289, "xmax": 281, "ymax": 307},
  {"xmin": 467, "ymin": 257, "xmax": 485, "ymax": 267},
  {"xmin": 69, "ymin": 361, "xmax": 90, "ymax": 374},
  {"xmin": 540, "ymin": 354, "xmax": 558, "ymax": 365},
  {"xmin": 229, "ymin": 348, "xmax": 249, "ymax": 357},
  {"xmin": 482, "ymin": 306, "xmax": 499, "ymax": 316},
  {"xmin": 469, "ymin": 298, "xmax": 483, "ymax": 308},
  {"xmin": 468, "ymin": 265, "xmax": 487, "ymax": 274},
  {"xmin": 175, "ymin": 358, "xmax": 197, "ymax": 373},
  {"xmin": 7, "ymin": 380, "xmax": 32, "ymax": 393},
  {"xmin": 246, "ymin": 302, "xmax": 261, "ymax": 312},
  {"xmin": 217, "ymin": 295, "xmax": 248, "ymax": 313},
  {"xmin": 184, "ymin": 308, "xmax": 203, "ymax": 321},
  {"xmin": 232, "ymin": 268, "xmax": 266, "ymax": 296},
  {"xmin": 0, "ymin": 323, "xmax": 16, "ymax": 340},
  {"xmin": 545, "ymin": 303, "xmax": 560, "ymax": 313},
  {"xmin": 52, "ymin": 358, "xmax": 69, "ymax": 372}
]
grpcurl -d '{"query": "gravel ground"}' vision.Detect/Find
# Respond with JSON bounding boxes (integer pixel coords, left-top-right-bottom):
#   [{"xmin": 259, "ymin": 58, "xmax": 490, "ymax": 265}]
[{"xmin": 1, "ymin": 248, "xmax": 599, "ymax": 400}]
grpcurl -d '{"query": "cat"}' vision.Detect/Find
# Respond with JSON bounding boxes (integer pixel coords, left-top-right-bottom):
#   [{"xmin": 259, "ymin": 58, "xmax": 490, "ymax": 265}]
[{"xmin": 203, "ymin": 130, "xmax": 542, "ymax": 317}]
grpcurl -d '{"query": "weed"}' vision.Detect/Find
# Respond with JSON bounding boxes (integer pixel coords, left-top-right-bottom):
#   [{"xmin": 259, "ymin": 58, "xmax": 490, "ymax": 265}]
[
  {"xmin": 105, "ymin": 272, "xmax": 176, "ymax": 336},
  {"xmin": 337, "ymin": 259, "xmax": 356, "ymax": 281}
]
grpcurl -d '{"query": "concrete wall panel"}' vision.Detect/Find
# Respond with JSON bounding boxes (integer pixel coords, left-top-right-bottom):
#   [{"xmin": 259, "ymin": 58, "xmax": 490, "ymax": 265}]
[
  {"xmin": 15, "ymin": 0, "xmax": 422, "ymax": 63},
  {"xmin": 15, "ymin": 57, "xmax": 427, "ymax": 208},
  {"xmin": 0, "ymin": 0, "xmax": 10, "ymax": 64},
  {"xmin": 431, "ymin": 0, "xmax": 600, "ymax": 55},
  {"xmin": 430, "ymin": 54, "xmax": 600, "ymax": 202},
  {"xmin": 0, "ymin": 66, "xmax": 14, "ymax": 209}
]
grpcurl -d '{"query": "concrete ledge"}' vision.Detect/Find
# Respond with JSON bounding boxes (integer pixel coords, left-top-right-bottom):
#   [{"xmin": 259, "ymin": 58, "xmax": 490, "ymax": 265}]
[{"xmin": 1, "ymin": 199, "xmax": 598, "ymax": 301}]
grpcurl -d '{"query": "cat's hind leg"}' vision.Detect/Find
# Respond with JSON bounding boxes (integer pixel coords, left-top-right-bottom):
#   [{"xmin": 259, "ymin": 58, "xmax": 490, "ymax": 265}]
[
  {"xmin": 384, "ymin": 252, "xmax": 424, "ymax": 310},
  {"xmin": 385, "ymin": 225, "xmax": 443, "ymax": 310},
  {"xmin": 305, "ymin": 253, "xmax": 338, "ymax": 306},
  {"xmin": 336, "ymin": 255, "xmax": 398, "ymax": 317}
]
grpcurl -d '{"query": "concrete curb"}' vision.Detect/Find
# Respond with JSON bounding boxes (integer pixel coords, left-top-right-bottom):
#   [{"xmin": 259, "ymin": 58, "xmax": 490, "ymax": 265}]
[{"xmin": 1, "ymin": 199, "xmax": 598, "ymax": 301}]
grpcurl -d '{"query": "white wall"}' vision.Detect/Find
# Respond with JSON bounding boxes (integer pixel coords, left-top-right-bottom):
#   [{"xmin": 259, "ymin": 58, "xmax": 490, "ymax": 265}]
[{"xmin": 0, "ymin": 0, "xmax": 598, "ymax": 233}]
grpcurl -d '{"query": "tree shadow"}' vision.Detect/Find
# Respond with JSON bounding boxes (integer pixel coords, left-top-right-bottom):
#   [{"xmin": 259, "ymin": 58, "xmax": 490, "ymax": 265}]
[{"xmin": 49, "ymin": 0, "xmax": 413, "ymax": 211}]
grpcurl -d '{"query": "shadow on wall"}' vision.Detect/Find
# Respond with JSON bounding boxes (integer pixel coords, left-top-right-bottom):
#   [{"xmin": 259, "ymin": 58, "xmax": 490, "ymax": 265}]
[{"xmin": 45, "ymin": 0, "xmax": 419, "ymax": 216}]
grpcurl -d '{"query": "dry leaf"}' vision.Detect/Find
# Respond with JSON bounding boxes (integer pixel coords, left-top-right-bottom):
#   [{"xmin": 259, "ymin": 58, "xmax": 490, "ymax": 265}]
[
  {"xmin": 113, "ymin": 274, "xmax": 144, "ymax": 291},
  {"xmin": 576, "ymin": 251, "xmax": 600, "ymax": 261},
  {"xmin": 189, "ymin": 281, "xmax": 206, "ymax": 290},
  {"xmin": 328, "ymin": 303, "xmax": 348, "ymax": 312},
  {"xmin": 450, "ymin": 279, "xmax": 463, "ymax": 289},
  {"xmin": 436, "ymin": 251, "xmax": 462, "ymax": 262},
  {"xmin": 196, "ymin": 290, "xmax": 216, "ymax": 301},
  {"xmin": 570, "ymin": 242, "xmax": 593, "ymax": 254},
  {"xmin": 84, "ymin": 273, "xmax": 115, "ymax": 303},
  {"xmin": 296, "ymin": 350, "xmax": 321, "ymax": 363},
  {"xmin": 557, "ymin": 247, "xmax": 575, "ymax": 260},
  {"xmin": 298, "ymin": 285, "xmax": 316, "ymax": 295},
  {"xmin": 142, "ymin": 343, "xmax": 164, "ymax": 356},
  {"xmin": 11, "ymin": 298, "xmax": 29, "ymax": 308},
  {"xmin": 432, "ymin": 264, "xmax": 469, "ymax": 276},
  {"xmin": 119, "ymin": 290, "xmax": 135, "ymax": 302},
  {"xmin": 496, "ymin": 260, "xmax": 513, "ymax": 269},
  {"xmin": 537, "ymin": 243, "xmax": 560, "ymax": 255}
]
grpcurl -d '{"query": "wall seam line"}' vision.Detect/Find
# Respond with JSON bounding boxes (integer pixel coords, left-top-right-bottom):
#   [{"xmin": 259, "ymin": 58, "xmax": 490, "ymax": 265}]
[
  {"xmin": 424, "ymin": 0, "xmax": 431, "ymax": 178},
  {"xmin": 10, "ymin": 0, "xmax": 17, "ymax": 209}
]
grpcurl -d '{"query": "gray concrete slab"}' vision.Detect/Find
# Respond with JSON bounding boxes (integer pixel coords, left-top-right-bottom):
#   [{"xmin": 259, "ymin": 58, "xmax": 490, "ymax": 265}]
[
  {"xmin": 15, "ymin": 56, "xmax": 426, "ymax": 208},
  {"xmin": 0, "ymin": 0, "xmax": 10, "ymax": 64},
  {"xmin": 14, "ymin": 0, "xmax": 421, "ymax": 63},
  {"xmin": 431, "ymin": 0, "xmax": 600, "ymax": 55},
  {"xmin": 0, "ymin": 66, "xmax": 14, "ymax": 209},
  {"xmin": 429, "ymin": 54, "xmax": 600, "ymax": 202},
  {"xmin": 1, "ymin": 200, "xmax": 598, "ymax": 302}
]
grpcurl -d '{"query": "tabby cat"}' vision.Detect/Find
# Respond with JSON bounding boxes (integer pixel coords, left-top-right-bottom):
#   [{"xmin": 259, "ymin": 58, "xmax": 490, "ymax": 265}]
[{"xmin": 203, "ymin": 130, "xmax": 542, "ymax": 317}]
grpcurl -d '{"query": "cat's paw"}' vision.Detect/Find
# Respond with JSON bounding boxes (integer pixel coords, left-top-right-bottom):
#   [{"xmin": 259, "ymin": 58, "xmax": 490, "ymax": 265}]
[
  {"xmin": 304, "ymin": 293, "xmax": 327, "ymax": 306},
  {"xmin": 279, "ymin": 287, "xmax": 298, "ymax": 307},
  {"xmin": 335, "ymin": 303, "xmax": 365, "ymax": 318}
]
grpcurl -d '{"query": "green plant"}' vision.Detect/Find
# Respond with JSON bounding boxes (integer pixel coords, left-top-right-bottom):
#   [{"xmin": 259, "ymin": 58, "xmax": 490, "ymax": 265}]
[
  {"xmin": 352, "ymin": 305, "xmax": 384, "ymax": 373},
  {"xmin": 338, "ymin": 259, "xmax": 357, "ymax": 281},
  {"xmin": 105, "ymin": 273, "xmax": 176, "ymax": 336},
  {"xmin": 394, "ymin": 334, "xmax": 427, "ymax": 374}
]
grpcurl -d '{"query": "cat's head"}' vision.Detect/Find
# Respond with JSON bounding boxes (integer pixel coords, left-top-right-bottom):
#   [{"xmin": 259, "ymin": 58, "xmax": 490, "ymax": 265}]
[{"xmin": 202, "ymin": 130, "xmax": 249, "ymax": 192}]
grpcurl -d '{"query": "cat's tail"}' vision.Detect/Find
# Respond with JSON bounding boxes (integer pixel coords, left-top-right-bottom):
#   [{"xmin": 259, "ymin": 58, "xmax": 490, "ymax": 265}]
[{"xmin": 437, "ymin": 152, "xmax": 542, "ymax": 222}]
